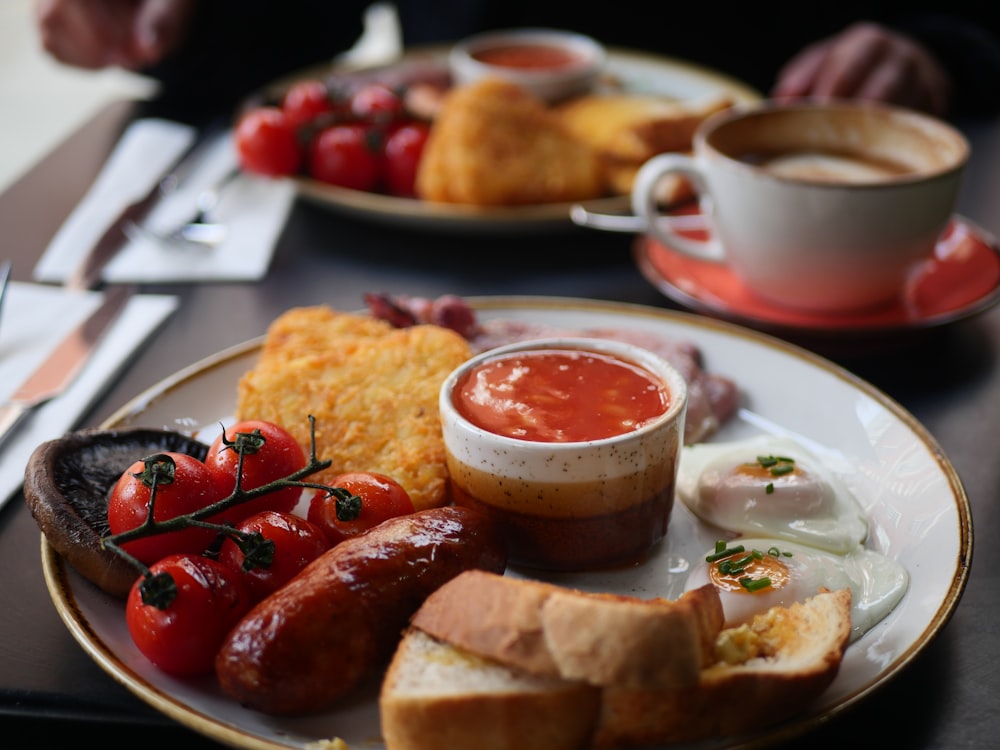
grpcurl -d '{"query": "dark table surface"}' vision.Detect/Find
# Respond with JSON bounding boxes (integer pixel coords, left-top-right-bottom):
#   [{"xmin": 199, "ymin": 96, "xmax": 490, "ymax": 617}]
[{"xmin": 2, "ymin": 100, "xmax": 999, "ymax": 748}]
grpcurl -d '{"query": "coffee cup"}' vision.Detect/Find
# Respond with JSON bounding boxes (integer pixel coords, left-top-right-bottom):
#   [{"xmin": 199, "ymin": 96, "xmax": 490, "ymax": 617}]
[{"xmin": 631, "ymin": 100, "xmax": 969, "ymax": 313}]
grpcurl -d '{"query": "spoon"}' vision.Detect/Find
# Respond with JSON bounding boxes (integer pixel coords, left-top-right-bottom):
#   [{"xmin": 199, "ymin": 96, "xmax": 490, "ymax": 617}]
[{"xmin": 570, "ymin": 204, "xmax": 708, "ymax": 233}]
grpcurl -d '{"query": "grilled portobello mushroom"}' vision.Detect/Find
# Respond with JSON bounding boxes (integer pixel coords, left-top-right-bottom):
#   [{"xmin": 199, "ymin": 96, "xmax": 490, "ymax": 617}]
[{"xmin": 24, "ymin": 427, "xmax": 209, "ymax": 598}]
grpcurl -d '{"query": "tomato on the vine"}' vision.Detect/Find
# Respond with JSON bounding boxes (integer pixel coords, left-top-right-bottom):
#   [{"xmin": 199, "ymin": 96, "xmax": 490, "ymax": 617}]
[
  {"xmin": 282, "ymin": 79, "xmax": 337, "ymax": 130},
  {"xmin": 235, "ymin": 106, "xmax": 302, "ymax": 176},
  {"xmin": 307, "ymin": 123, "xmax": 382, "ymax": 190},
  {"xmin": 307, "ymin": 471, "xmax": 415, "ymax": 545},
  {"xmin": 350, "ymin": 83, "xmax": 404, "ymax": 121},
  {"xmin": 204, "ymin": 420, "xmax": 308, "ymax": 521},
  {"xmin": 126, "ymin": 553, "xmax": 251, "ymax": 677},
  {"xmin": 107, "ymin": 452, "xmax": 227, "ymax": 565},
  {"xmin": 218, "ymin": 510, "xmax": 330, "ymax": 603},
  {"xmin": 383, "ymin": 121, "xmax": 430, "ymax": 198}
]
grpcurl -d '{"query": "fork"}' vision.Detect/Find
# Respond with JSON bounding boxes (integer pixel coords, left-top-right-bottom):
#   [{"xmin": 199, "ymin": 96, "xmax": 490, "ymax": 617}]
[{"xmin": 124, "ymin": 166, "xmax": 240, "ymax": 250}]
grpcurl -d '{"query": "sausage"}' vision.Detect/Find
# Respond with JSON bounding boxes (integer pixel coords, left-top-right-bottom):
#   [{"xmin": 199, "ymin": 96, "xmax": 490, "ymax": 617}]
[{"xmin": 215, "ymin": 506, "xmax": 507, "ymax": 715}]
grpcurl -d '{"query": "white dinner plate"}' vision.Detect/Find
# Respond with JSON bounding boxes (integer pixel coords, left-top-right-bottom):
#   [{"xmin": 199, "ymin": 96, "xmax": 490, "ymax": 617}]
[
  {"xmin": 42, "ymin": 297, "xmax": 972, "ymax": 749},
  {"xmin": 263, "ymin": 46, "xmax": 761, "ymax": 232}
]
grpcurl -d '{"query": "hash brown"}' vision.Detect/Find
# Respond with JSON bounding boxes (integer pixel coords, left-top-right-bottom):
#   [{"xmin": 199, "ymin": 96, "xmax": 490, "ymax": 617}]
[
  {"xmin": 415, "ymin": 78, "xmax": 606, "ymax": 206},
  {"xmin": 235, "ymin": 307, "xmax": 472, "ymax": 511}
]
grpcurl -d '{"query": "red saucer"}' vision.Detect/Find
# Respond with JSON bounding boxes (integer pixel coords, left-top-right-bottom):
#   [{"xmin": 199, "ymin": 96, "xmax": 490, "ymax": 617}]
[{"xmin": 634, "ymin": 210, "xmax": 1000, "ymax": 339}]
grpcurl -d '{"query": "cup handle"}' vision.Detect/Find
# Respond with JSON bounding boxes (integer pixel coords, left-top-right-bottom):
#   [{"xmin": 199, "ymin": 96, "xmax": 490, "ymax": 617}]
[{"xmin": 631, "ymin": 153, "xmax": 727, "ymax": 263}]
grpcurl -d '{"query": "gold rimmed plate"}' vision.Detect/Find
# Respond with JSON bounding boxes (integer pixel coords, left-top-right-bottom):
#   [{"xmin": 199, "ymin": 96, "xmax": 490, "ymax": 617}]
[
  {"xmin": 43, "ymin": 297, "xmax": 971, "ymax": 748},
  {"xmin": 255, "ymin": 46, "xmax": 760, "ymax": 233}
]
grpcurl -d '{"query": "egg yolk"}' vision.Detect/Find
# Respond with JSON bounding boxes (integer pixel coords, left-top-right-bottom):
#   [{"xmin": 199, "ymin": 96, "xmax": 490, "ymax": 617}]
[
  {"xmin": 708, "ymin": 551, "xmax": 792, "ymax": 594},
  {"xmin": 704, "ymin": 455, "xmax": 833, "ymax": 519}
]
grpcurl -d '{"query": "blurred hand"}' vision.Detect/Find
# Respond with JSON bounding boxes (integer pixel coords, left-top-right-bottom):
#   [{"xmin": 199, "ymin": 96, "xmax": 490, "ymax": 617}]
[
  {"xmin": 772, "ymin": 22, "xmax": 952, "ymax": 116},
  {"xmin": 34, "ymin": 0, "xmax": 195, "ymax": 71}
]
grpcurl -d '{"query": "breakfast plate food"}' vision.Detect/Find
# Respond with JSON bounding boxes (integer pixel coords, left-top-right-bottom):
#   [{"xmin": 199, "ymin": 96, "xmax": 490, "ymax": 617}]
[
  {"xmin": 250, "ymin": 46, "xmax": 760, "ymax": 232},
  {"xmin": 634, "ymin": 210, "xmax": 1000, "ymax": 346},
  {"xmin": 40, "ymin": 297, "xmax": 971, "ymax": 749}
]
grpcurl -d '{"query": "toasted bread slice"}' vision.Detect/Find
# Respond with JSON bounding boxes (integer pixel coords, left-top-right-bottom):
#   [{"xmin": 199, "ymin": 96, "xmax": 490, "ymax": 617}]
[
  {"xmin": 380, "ymin": 628, "xmax": 600, "ymax": 750},
  {"xmin": 415, "ymin": 78, "xmax": 607, "ymax": 205},
  {"xmin": 383, "ymin": 588, "xmax": 851, "ymax": 749},
  {"xmin": 556, "ymin": 92, "xmax": 732, "ymax": 203},
  {"xmin": 409, "ymin": 570, "xmax": 724, "ymax": 689},
  {"xmin": 235, "ymin": 306, "xmax": 472, "ymax": 510},
  {"xmin": 593, "ymin": 588, "xmax": 853, "ymax": 746},
  {"xmin": 556, "ymin": 92, "xmax": 732, "ymax": 163}
]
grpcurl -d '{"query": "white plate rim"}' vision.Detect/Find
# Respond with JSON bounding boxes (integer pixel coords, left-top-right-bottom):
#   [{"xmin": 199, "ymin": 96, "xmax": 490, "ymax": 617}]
[{"xmin": 41, "ymin": 295, "xmax": 973, "ymax": 749}]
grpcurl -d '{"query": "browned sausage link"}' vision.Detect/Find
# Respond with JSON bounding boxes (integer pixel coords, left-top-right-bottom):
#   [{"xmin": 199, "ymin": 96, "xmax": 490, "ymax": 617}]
[{"xmin": 215, "ymin": 506, "xmax": 507, "ymax": 715}]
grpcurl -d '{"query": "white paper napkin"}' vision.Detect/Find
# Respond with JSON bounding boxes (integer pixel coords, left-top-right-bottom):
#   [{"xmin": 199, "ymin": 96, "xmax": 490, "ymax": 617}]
[
  {"xmin": 33, "ymin": 118, "xmax": 296, "ymax": 285},
  {"xmin": 0, "ymin": 282, "xmax": 179, "ymax": 510}
]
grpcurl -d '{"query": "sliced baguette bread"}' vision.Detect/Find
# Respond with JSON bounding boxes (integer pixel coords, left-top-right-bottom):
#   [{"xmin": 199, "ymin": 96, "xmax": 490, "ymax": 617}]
[
  {"xmin": 409, "ymin": 569, "xmax": 724, "ymax": 689},
  {"xmin": 380, "ymin": 628, "xmax": 600, "ymax": 750},
  {"xmin": 593, "ymin": 587, "xmax": 853, "ymax": 747},
  {"xmin": 380, "ymin": 587, "xmax": 852, "ymax": 750}
]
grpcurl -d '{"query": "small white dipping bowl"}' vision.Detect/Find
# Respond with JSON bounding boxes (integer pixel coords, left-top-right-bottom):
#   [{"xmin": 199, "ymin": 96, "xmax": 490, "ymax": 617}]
[
  {"xmin": 449, "ymin": 28, "xmax": 606, "ymax": 103},
  {"xmin": 439, "ymin": 337, "xmax": 688, "ymax": 571}
]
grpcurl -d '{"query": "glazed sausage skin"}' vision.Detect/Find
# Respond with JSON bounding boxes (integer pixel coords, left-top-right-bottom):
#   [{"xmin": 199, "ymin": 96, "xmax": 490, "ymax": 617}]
[{"xmin": 215, "ymin": 506, "xmax": 506, "ymax": 715}]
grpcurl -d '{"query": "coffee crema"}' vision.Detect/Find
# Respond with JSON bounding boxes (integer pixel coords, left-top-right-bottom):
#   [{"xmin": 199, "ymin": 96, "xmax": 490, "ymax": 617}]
[{"xmin": 737, "ymin": 149, "xmax": 914, "ymax": 183}]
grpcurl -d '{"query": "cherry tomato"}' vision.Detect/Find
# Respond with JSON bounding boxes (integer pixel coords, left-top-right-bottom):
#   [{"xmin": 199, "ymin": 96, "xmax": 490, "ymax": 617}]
[
  {"xmin": 383, "ymin": 121, "xmax": 430, "ymax": 198},
  {"xmin": 350, "ymin": 83, "xmax": 404, "ymax": 121},
  {"xmin": 218, "ymin": 510, "xmax": 330, "ymax": 603},
  {"xmin": 126, "ymin": 553, "xmax": 251, "ymax": 676},
  {"xmin": 282, "ymin": 79, "xmax": 337, "ymax": 130},
  {"xmin": 307, "ymin": 471, "xmax": 415, "ymax": 545},
  {"xmin": 204, "ymin": 420, "xmax": 308, "ymax": 522},
  {"xmin": 234, "ymin": 106, "xmax": 302, "ymax": 176},
  {"xmin": 107, "ymin": 452, "xmax": 227, "ymax": 565},
  {"xmin": 307, "ymin": 123, "xmax": 382, "ymax": 190}
]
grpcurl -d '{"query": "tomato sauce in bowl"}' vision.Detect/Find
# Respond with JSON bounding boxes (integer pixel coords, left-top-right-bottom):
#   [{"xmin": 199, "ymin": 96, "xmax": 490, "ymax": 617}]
[
  {"xmin": 453, "ymin": 349, "xmax": 670, "ymax": 442},
  {"xmin": 471, "ymin": 44, "xmax": 585, "ymax": 71},
  {"xmin": 449, "ymin": 28, "xmax": 606, "ymax": 103},
  {"xmin": 440, "ymin": 338, "xmax": 688, "ymax": 571}
]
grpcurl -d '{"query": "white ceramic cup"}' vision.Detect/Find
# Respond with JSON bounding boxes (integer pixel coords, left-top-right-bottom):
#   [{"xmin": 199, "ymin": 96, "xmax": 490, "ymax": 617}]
[
  {"xmin": 439, "ymin": 337, "xmax": 688, "ymax": 571},
  {"xmin": 631, "ymin": 100, "xmax": 969, "ymax": 313}
]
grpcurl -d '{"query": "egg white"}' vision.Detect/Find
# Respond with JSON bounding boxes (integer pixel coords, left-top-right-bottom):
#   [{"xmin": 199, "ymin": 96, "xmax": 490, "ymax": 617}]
[
  {"xmin": 685, "ymin": 537, "xmax": 909, "ymax": 642},
  {"xmin": 676, "ymin": 435, "xmax": 868, "ymax": 554}
]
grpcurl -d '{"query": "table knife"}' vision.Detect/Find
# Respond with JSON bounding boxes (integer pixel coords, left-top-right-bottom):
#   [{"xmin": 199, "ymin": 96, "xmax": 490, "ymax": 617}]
[
  {"xmin": 65, "ymin": 120, "xmax": 227, "ymax": 291},
  {"xmin": 0, "ymin": 284, "xmax": 133, "ymax": 448}
]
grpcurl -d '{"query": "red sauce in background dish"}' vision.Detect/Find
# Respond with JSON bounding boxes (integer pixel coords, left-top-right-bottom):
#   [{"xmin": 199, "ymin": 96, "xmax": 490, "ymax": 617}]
[
  {"xmin": 472, "ymin": 43, "xmax": 584, "ymax": 70},
  {"xmin": 452, "ymin": 348, "xmax": 669, "ymax": 442}
]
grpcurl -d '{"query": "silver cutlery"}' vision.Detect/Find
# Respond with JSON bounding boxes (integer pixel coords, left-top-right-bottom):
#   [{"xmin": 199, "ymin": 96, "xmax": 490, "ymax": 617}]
[
  {"xmin": 123, "ymin": 166, "xmax": 239, "ymax": 250},
  {"xmin": 570, "ymin": 204, "xmax": 708, "ymax": 233},
  {"xmin": 66, "ymin": 122, "xmax": 228, "ymax": 290},
  {"xmin": 0, "ymin": 284, "xmax": 133, "ymax": 448}
]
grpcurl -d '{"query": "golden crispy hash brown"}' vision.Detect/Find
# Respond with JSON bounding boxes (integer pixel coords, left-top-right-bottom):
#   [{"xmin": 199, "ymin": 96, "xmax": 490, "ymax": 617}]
[
  {"xmin": 235, "ymin": 306, "xmax": 472, "ymax": 511},
  {"xmin": 415, "ymin": 78, "xmax": 606, "ymax": 206}
]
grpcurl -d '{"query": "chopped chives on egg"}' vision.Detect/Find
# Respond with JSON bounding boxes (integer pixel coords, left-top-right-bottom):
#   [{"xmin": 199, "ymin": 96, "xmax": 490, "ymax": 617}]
[
  {"xmin": 705, "ymin": 543, "xmax": 744, "ymax": 563},
  {"xmin": 740, "ymin": 576, "xmax": 772, "ymax": 592},
  {"xmin": 755, "ymin": 454, "xmax": 796, "ymax": 476}
]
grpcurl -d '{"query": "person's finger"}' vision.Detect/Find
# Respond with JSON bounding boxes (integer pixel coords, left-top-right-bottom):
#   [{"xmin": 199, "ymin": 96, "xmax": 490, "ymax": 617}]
[
  {"xmin": 771, "ymin": 42, "xmax": 828, "ymax": 99},
  {"xmin": 133, "ymin": 0, "xmax": 194, "ymax": 65},
  {"xmin": 808, "ymin": 26, "xmax": 893, "ymax": 100}
]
